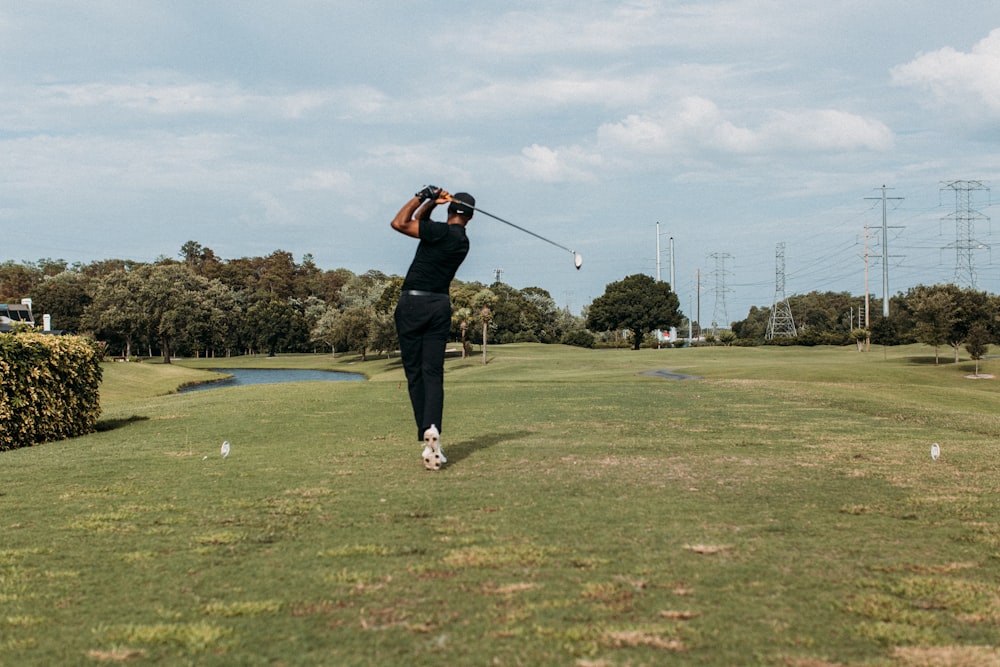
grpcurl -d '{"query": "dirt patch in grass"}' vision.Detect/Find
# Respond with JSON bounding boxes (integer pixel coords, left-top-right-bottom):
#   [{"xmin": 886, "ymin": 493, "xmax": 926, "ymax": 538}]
[
  {"xmin": 86, "ymin": 648, "xmax": 147, "ymax": 662},
  {"xmin": 892, "ymin": 645, "xmax": 1000, "ymax": 666},
  {"xmin": 482, "ymin": 582, "xmax": 539, "ymax": 595},
  {"xmin": 683, "ymin": 543, "xmax": 732, "ymax": 555}
]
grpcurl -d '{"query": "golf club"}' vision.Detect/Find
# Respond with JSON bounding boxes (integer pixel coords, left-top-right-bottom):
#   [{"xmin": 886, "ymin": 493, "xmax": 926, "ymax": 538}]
[{"xmin": 447, "ymin": 195, "xmax": 583, "ymax": 270}]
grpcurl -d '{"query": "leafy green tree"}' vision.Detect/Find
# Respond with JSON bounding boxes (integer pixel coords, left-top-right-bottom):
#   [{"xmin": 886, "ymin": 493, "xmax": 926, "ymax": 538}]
[
  {"xmin": 521, "ymin": 286, "xmax": 561, "ymax": 343},
  {"xmin": 947, "ymin": 287, "xmax": 994, "ymax": 362},
  {"xmin": 81, "ymin": 269, "xmax": 148, "ymax": 358},
  {"xmin": 452, "ymin": 305, "xmax": 473, "ymax": 357},
  {"xmin": 179, "ymin": 241, "xmax": 223, "ymax": 279},
  {"xmin": 367, "ymin": 310, "xmax": 398, "ymax": 358},
  {"xmin": 311, "ymin": 308, "xmax": 346, "ymax": 356},
  {"xmin": 732, "ymin": 305, "xmax": 768, "ymax": 341},
  {"xmin": 373, "ymin": 276, "xmax": 404, "ymax": 315},
  {"xmin": 215, "ymin": 257, "xmax": 259, "ymax": 293},
  {"xmin": 29, "ymin": 270, "xmax": 92, "ymax": 333},
  {"xmin": 247, "ymin": 298, "xmax": 298, "ymax": 357},
  {"xmin": 965, "ymin": 323, "xmax": 990, "ymax": 376},
  {"xmin": 340, "ymin": 270, "xmax": 390, "ymax": 309},
  {"xmin": 587, "ymin": 274, "xmax": 681, "ymax": 350},
  {"xmin": 336, "ymin": 306, "xmax": 376, "ymax": 361},
  {"xmin": 0, "ymin": 261, "xmax": 43, "ymax": 302},
  {"xmin": 489, "ymin": 283, "xmax": 533, "ymax": 343},
  {"xmin": 449, "ymin": 280, "xmax": 487, "ymax": 342},
  {"xmin": 130, "ymin": 264, "xmax": 216, "ymax": 363},
  {"xmin": 472, "ymin": 288, "xmax": 497, "ymax": 364},
  {"xmin": 257, "ymin": 250, "xmax": 298, "ymax": 298},
  {"xmin": 849, "ymin": 328, "xmax": 870, "ymax": 352},
  {"xmin": 315, "ymin": 268, "xmax": 356, "ymax": 307},
  {"xmin": 202, "ymin": 280, "xmax": 241, "ymax": 357},
  {"xmin": 909, "ymin": 285, "xmax": 956, "ymax": 364}
]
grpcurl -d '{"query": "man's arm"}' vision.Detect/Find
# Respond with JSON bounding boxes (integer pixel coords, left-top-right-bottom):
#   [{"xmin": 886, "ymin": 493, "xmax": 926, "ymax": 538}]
[{"xmin": 390, "ymin": 190, "xmax": 451, "ymax": 239}]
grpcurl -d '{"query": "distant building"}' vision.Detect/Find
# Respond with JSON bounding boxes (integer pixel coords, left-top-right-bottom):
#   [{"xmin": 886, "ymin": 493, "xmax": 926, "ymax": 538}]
[{"xmin": 0, "ymin": 301, "xmax": 35, "ymax": 333}]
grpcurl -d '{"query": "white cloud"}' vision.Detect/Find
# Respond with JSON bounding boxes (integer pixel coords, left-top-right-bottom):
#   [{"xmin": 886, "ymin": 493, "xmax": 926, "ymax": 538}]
[
  {"xmin": 43, "ymin": 80, "xmax": 253, "ymax": 115},
  {"xmin": 514, "ymin": 144, "xmax": 602, "ymax": 183},
  {"xmin": 446, "ymin": 72, "xmax": 657, "ymax": 116},
  {"xmin": 16, "ymin": 78, "xmax": 367, "ymax": 125},
  {"xmin": 244, "ymin": 190, "xmax": 295, "ymax": 227},
  {"xmin": 597, "ymin": 97, "xmax": 891, "ymax": 156},
  {"xmin": 891, "ymin": 27, "xmax": 1000, "ymax": 114},
  {"xmin": 461, "ymin": 1, "xmax": 783, "ymax": 57},
  {"xmin": 291, "ymin": 170, "xmax": 354, "ymax": 192},
  {"xmin": 759, "ymin": 109, "xmax": 893, "ymax": 151}
]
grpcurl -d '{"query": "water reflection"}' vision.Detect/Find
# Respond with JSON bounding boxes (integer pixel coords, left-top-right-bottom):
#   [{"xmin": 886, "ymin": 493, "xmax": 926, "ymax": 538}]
[{"xmin": 179, "ymin": 368, "xmax": 366, "ymax": 392}]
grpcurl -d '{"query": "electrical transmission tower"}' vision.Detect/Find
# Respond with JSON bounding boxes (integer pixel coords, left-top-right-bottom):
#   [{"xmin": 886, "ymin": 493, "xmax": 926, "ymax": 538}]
[
  {"xmin": 941, "ymin": 180, "xmax": 990, "ymax": 289},
  {"xmin": 864, "ymin": 185, "xmax": 903, "ymax": 318},
  {"xmin": 766, "ymin": 242, "xmax": 797, "ymax": 339},
  {"xmin": 709, "ymin": 252, "xmax": 733, "ymax": 333}
]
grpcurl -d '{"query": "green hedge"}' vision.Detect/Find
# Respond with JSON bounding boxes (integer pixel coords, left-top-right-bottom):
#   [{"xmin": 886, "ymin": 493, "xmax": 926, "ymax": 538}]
[{"xmin": 0, "ymin": 333, "xmax": 103, "ymax": 451}]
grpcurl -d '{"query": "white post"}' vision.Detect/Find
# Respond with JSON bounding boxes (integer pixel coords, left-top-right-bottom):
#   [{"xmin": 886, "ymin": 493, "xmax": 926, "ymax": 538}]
[
  {"xmin": 669, "ymin": 236, "xmax": 675, "ymax": 288},
  {"xmin": 656, "ymin": 222, "xmax": 661, "ymax": 282}
]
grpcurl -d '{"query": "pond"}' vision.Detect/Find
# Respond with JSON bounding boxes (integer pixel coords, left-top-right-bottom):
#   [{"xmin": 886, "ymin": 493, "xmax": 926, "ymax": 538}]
[{"xmin": 178, "ymin": 368, "xmax": 366, "ymax": 393}]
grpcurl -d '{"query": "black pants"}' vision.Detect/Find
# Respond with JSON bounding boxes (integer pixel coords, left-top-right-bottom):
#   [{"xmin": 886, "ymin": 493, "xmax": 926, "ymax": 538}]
[{"xmin": 394, "ymin": 292, "xmax": 451, "ymax": 442}]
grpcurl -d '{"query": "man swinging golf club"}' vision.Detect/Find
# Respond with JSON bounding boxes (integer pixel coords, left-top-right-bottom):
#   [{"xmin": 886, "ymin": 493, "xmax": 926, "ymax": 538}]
[{"xmin": 391, "ymin": 186, "xmax": 474, "ymax": 470}]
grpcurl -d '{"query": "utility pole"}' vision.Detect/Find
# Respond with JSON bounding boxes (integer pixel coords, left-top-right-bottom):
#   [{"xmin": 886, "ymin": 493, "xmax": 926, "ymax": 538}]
[
  {"xmin": 941, "ymin": 180, "xmax": 990, "ymax": 289},
  {"xmin": 861, "ymin": 224, "xmax": 872, "ymax": 351},
  {"xmin": 669, "ymin": 236, "xmax": 675, "ymax": 289},
  {"xmin": 655, "ymin": 223, "xmax": 676, "ymax": 288},
  {"xmin": 656, "ymin": 222, "xmax": 661, "ymax": 282},
  {"xmin": 696, "ymin": 268, "xmax": 701, "ymax": 339},
  {"xmin": 865, "ymin": 185, "xmax": 903, "ymax": 318}
]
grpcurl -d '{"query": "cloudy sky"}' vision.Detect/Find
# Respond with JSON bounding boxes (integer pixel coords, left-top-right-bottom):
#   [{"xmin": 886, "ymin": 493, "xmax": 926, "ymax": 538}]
[{"xmin": 4, "ymin": 1, "xmax": 1000, "ymax": 322}]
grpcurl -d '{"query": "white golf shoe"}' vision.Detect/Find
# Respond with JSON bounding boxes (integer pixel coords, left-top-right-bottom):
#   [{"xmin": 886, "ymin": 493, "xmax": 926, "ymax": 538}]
[{"xmin": 422, "ymin": 425, "xmax": 446, "ymax": 470}]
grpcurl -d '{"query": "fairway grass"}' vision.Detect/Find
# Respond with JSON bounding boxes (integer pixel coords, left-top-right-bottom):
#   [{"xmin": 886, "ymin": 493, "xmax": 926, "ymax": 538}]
[{"xmin": 2, "ymin": 344, "xmax": 1000, "ymax": 666}]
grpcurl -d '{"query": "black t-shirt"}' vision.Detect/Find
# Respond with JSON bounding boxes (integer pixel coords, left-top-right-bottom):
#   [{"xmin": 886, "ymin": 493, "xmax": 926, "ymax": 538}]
[{"xmin": 400, "ymin": 219, "xmax": 470, "ymax": 294}]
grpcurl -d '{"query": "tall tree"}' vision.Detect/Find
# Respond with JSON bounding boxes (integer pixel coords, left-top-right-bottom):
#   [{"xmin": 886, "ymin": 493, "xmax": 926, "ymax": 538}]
[
  {"xmin": 965, "ymin": 323, "xmax": 990, "ymax": 377},
  {"xmin": 472, "ymin": 288, "xmax": 497, "ymax": 364},
  {"xmin": 82, "ymin": 270, "xmax": 144, "ymax": 358},
  {"xmin": 131, "ymin": 264, "xmax": 214, "ymax": 363},
  {"xmin": 587, "ymin": 274, "xmax": 682, "ymax": 350},
  {"xmin": 947, "ymin": 286, "xmax": 994, "ymax": 362},
  {"xmin": 909, "ymin": 285, "xmax": 956, "ymax": 364},
  {"xmin": 0, "ymin": 261, "xmax": 43, "ymax": 302},
  {"xmin": 29, "ymin": 270, "xmax": 92, "ymax": 332},
  {"xmin": 247, "ymin": 298, "xmax": 298, "ymax": 357}
]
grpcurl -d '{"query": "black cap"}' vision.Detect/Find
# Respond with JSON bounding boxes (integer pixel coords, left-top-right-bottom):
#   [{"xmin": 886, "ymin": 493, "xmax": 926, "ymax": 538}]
[{"xmin": 448, "ymin": 192, "xmax": 475, "ymax": 218}]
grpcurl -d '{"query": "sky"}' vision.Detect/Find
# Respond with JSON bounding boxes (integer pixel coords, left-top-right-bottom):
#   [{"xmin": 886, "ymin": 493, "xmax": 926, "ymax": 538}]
[{"xmin": 3, "ymin": 1, "xmax": 1000, "ymax": 323}]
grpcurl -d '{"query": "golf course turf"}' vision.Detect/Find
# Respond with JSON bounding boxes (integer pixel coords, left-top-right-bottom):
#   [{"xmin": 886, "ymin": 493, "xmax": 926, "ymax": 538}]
[{"xmin": 2, "ymin": 343, "xmax": 999, "ymax": 666}]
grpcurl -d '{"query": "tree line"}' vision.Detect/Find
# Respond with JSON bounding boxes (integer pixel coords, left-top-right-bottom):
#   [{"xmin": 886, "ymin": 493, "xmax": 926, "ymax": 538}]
[
  {"xmin": 3, "ymin": 244, "xmax": 998, "ymax": 358},
  {"xmin": 730, "ymin": 286, "xmax": 999, "ymax": 360},
  {"xmin": 1, "ymin": 242, "xmax": 587, "ymax": 362}
]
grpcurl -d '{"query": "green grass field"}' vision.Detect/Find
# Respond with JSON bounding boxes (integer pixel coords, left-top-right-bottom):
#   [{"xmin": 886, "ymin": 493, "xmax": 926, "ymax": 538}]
[{"xmin": 3, "ymin": 344, "xmax": 1000, "ymax": 666}]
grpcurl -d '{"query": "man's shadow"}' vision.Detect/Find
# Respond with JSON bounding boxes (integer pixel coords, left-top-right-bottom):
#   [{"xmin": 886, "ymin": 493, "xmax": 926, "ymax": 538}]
[{"xmin": 444, "ymin": 430, "xmax": 531, "ymax": 466}]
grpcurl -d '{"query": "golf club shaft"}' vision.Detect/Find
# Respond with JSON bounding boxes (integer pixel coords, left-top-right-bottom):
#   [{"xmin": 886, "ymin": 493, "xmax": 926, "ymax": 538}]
[{"xmin": 456, "ymin": 201, "xmax": 575, "ymax": 255}]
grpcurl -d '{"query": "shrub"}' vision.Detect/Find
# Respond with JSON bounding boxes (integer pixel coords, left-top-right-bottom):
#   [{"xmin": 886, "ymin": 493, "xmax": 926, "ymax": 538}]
[
  {"xmin": 561, "ymin": 330, "xmax": 596, "ymax": 349},
  {"xmin": 0, "ymin": 333, "xmax": 103, "ymax": 451}
]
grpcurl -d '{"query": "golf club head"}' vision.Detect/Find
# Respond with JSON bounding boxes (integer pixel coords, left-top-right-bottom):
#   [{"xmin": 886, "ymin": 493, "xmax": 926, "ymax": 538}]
[{"xmin": 574, "ymin": 252, "xmax": 583, "ymax": 270}]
